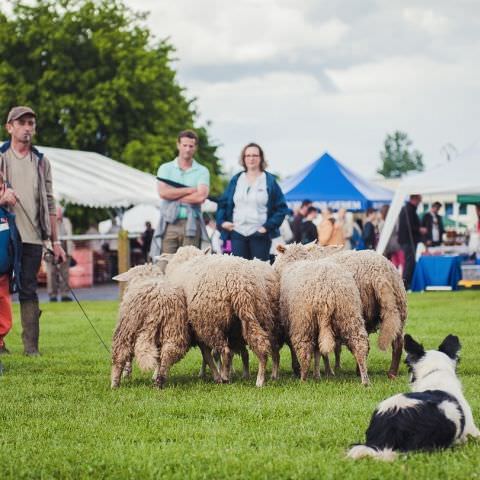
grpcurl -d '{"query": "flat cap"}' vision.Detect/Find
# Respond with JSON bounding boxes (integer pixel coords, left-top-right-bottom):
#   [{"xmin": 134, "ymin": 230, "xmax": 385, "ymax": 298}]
[{"xmin": 7, "ymin": 106, "xmax": 36, "ymax": 123}]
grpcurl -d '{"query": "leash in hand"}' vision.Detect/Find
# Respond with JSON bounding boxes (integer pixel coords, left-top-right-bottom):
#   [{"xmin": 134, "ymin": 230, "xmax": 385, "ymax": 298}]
[{"xmin": 15, "ymin": 198, "xmax": 111, "ymax": 355}]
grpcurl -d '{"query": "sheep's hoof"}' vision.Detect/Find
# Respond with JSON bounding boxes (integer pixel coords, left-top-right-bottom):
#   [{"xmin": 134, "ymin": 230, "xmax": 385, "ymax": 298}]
[
  {"xmin": 255, "ymin": 379, "xmax": 265, "ymax": 387},
  {"xmin": 387, "ymin": 371, "xmax": 398, "ymax": 380},
  {"xmin": 242, "ymin": 372, "xmax": 250, "ymax": 380},
  {"xmin": 111, "ymin": 382, "xmax": 120, "ymax": 389},
  {"xmin": 270, "ymin": 373, "xmax": 279, "ymax": 381},
  {"xmin": 154, "ymin": 375, "xmax": 166, "ymax": 389},
  {"xmin": 213, "ymin": 376, "xmax": 223, "ymax": 384},
  {"xmin": 221, "ymin": 377, "xmax": 230, "ymax": 384}
]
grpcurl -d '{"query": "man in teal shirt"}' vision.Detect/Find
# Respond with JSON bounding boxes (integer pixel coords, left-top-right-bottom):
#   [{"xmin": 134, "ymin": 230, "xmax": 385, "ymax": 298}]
[{"xmin": 155, "ymin": 130, "xmax": 210, "ymax": 254}]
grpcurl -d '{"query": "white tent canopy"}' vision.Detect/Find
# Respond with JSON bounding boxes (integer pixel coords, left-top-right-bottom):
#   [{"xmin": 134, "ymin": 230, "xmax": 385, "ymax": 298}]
[
  {"xmin": 377, "ymin": 140, "xmax": 480, "ymax": 254},
  {"xmin": 38, "ymin": 145, "xmax": 158, "ymax": 208}
]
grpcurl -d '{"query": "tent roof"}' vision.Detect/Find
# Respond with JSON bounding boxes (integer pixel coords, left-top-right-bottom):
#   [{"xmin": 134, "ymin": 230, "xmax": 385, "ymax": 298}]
[
  {"xmin": 38, "ymin": 145, "xmax": 158, "ymax": 208},
  {"xmin": 281, "ymin": 152, "xmax": 393, "ymax": 210},
  {"xmin": 396, "ymin": 139, "xmax": 480, "ymax": 196}
]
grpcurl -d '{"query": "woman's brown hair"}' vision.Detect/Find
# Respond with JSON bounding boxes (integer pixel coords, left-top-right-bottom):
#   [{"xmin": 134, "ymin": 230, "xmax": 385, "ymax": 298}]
[{"xmin": 239, "ymin": 142, "xmax": 268, "ymax": 171}]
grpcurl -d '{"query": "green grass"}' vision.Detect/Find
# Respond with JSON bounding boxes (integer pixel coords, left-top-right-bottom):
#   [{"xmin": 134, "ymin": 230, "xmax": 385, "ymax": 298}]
[{"xmin": 1, "ymin": 291, "xmax": 480, "ymax": 479}]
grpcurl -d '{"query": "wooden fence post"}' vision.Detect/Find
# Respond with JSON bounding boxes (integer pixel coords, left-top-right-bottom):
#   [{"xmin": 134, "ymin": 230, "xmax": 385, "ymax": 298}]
[{"xmin": 117, "ymin": 229, "xmax": 130, "ymax": 299}]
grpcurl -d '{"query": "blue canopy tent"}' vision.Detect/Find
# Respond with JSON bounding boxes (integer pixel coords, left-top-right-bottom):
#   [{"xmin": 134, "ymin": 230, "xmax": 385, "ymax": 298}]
[{"xmin": 281, "ymin": 152, "xmax": 393, "ymax": 211}]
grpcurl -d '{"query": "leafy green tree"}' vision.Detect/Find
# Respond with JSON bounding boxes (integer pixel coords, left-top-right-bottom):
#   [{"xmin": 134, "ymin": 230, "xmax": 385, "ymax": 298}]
[
  {"xmin": 0, "ymin": 0, "xmax": 224, "ymax": 199},
  {"xmin": 377, "ymin": 131, "xmax": 424, "ymax": 178}
]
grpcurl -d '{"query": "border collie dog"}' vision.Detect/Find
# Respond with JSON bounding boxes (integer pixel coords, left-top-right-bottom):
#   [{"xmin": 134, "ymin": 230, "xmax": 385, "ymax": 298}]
[{"xmin": 348, "ymin": 334, "xmax": 480, "ymax": 461}]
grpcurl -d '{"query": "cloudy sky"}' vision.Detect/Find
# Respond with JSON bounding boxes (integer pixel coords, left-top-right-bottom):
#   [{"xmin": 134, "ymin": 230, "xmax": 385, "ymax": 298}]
[{"xmin": 125, "ymin": 0, "xmax": 480, "ymax": 180}]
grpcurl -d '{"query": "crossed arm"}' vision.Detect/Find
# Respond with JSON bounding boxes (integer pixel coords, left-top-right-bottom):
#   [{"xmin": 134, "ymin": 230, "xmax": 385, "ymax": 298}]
[{"xmin": 157, "ymin": 181, "xmax": 209, "ymax": 205}]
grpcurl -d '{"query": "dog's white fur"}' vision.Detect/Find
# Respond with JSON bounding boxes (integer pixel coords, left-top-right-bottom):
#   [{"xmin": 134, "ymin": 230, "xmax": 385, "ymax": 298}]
[
  {"xmin": 410, "ymin": 349, "xmax": 480, "ymax": 442},
  {"xmin": 348, "ymin": 339, "xmax": 480, "ymax": 461}
]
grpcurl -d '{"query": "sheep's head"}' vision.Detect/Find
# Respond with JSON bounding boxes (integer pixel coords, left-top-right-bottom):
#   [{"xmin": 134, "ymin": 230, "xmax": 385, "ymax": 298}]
[
  {"xmin": 273, "ymin": 242, "xmax": 316, "ymax": 274},
  {"xmin": 163, "ymin": 245, "xmax": 211, "ymax": 275},
  {"xmin": 113, "ymin": 263, "xmax": 164, "ymax": 283}
]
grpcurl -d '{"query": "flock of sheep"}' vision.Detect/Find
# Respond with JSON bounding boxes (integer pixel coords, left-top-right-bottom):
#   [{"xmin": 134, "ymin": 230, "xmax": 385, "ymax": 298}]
[{"xmin": 110, "ymin": 243, "xmax": 407, "ymax": 389}]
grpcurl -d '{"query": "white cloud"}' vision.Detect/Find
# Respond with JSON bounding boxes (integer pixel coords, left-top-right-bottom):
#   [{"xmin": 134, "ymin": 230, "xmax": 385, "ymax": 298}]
[
  {"xmin": 124, "ymin": 0, "xmax": 480, "ymax": 181},
  {"xmin": 403, "ymin": 8, "xmax": 450, "ymax": 35}
]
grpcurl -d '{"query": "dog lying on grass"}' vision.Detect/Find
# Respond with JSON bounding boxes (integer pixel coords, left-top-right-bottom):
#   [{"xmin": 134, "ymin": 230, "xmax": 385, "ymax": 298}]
[{"xmin": 348, "ymin": 334, "xmax": 480, "ymax": 461}]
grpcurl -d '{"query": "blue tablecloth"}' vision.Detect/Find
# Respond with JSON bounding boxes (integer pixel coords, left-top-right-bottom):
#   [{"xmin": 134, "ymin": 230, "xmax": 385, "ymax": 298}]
[{"xmin": 411, "ymin": 255, "xmax": 462, "ymax": 292}]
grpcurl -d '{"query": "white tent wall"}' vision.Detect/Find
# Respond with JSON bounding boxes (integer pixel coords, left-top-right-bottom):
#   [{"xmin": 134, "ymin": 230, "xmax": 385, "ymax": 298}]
[{"xmin": 376, "ymin": 140, "xmax": 480, "ymax": 254}]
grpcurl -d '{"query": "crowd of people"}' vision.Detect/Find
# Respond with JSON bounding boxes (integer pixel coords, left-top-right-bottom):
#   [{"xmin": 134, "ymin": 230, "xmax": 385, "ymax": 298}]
[{"xmin": 0, "ymin": 105, "xmax": 479, "ymax": 356}]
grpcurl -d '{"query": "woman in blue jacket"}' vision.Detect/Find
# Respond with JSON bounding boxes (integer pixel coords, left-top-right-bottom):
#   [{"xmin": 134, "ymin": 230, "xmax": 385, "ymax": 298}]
[{"xmin": 216, "ymin": 143, "xmax": 289, "ymax": 261}]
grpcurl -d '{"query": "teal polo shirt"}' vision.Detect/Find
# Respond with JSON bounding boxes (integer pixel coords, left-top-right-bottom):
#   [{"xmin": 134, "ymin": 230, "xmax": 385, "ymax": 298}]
[{"xmin": 157, "ymin": 158, "xmax": 210, "ymax": 219}]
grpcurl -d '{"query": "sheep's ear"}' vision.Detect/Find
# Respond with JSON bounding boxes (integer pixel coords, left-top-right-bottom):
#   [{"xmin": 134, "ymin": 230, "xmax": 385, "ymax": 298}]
[
  {"xmin": 112, "ymin": 270, "xmax": 134, "ymax": 282},
  {"xmin": 203, "ymin": 246, "xmax": 211, "ymax": 255},
  {"xmin": 276, "ymin": 244, "xmax": 287, "ymax": 254},
  {"xmin": 154, "ymin": 253, "xmax": 173, "ymax": 265},
  {"xmin": 404, "ymin": 334, "xmax": 425, "ymax": 360},
  {"xmin": 438, "ymin": 335, "xmax": 461, "ymax": 360}
]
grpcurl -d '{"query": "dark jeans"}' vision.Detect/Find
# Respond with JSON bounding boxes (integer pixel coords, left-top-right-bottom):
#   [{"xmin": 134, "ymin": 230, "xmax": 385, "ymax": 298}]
[
  {"xmin": 19, "ymin": 243, "xmax": 43, "ymax": 302},
  {"xmin": 231, "ymin": 230, "xmax": 271, "ymax": 261},
  {"xmin": 400, "ymin": 243, "xmax": 416, "ymax": 290}
]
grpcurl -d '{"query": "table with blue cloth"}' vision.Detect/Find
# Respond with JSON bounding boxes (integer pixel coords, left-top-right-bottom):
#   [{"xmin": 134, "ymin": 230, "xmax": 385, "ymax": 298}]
[{"xmin": 411, "ymin": 255, "xmax": 462, "ymax": 292}]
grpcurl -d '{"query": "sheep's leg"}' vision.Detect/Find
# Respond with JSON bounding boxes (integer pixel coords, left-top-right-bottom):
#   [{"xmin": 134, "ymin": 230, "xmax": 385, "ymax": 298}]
[
  {"xmin": 322, "ymin": 354, "xmax": 335, "ymax": 377},
  {"xmin": 154, "ymin": 341, "xmax": 188, "ymax": 388},
  {"xmin": 240, "ymin": 346, "xmax": 250, "ymax": 379},
  {"xmin": 334, "ymin": 341, "xmax": 342, "ymax": 372},
  {"xmin": 111, "ymin": 342, "xmax": 133, "ymax": 389},
  {"xmin": 271, "ymin": 346, "xmax": 280, "ymax": 381},
  {"xmin": 387, "ymin": 334, "xmax": 403, "ymax": 379},
  {"xmin": 198, "ymin": 357, "xmax": 207, "ymax": 378},
  {"xmin": 198, "ymin": 343, "xmax": 222, "ymax": 383},
  {"xmin": 346, "ymin": 338, "xmax": 370, "ymax": 386},
  {"xmin": 313, "ymin": 349, "xmax": 321, "ymax": 379},
  {"xmin": 122, "ymin": 356, "xmax": 133, "ymax": 379},
  {"xmin": 220, "ymin": 346, "xmax": 232, "ymax": 383},
  {"xmin": 243, "ymin": 322, "xmax": 270, "ymax": 387},
  {"xmin": 289, "ymin": 342, "xmax": 300, "ymax": 378},
  {"xmin": 294, "ymin": 342, "xmax": 313, "ymax": 381}
]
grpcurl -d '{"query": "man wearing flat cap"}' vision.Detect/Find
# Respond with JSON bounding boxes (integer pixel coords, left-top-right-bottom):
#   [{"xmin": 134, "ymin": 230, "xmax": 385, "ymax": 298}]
[{"xmin": 0, "ymin": 106, "xmax": 66, "ymax": 355}]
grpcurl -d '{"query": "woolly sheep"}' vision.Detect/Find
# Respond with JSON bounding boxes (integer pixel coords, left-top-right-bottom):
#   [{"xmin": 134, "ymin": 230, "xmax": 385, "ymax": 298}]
[
  {"xmin": 289, "ymin": 244, "xmax": 407, "ymax": 379},
  {"xmin": 163, "ymin": 246, "xmax": 273, "ymax": 387},
  {"xmin": 110, "ymin": 264, "xmax": 190, "ymax": 389},
  {"xmin": 274, "ymin": 244, "xmax": 370, "ymax": 385}
]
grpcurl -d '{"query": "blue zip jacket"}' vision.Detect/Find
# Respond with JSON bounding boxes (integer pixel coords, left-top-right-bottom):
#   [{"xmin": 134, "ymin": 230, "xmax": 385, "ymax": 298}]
[
  {"xmin": 216, "ymin": 171, "xmax": 289, "ymax": 240},
  {"xmin": 0, "ymin": 206, "xmax": 22, "ymax": 293}
]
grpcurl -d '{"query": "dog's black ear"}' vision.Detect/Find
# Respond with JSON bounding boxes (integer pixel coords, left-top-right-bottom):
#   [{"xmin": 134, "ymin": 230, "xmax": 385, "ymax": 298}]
[
  {"xmin": 404, "ymin": 334, "xmax": 425, "ymax": 360},
  {"xmin": 438, "ymin": 335, "xmax": 461, "ymax": 360}
]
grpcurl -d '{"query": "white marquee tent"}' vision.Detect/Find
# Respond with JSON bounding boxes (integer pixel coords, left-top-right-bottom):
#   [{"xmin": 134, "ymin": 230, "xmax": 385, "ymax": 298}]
[
  {"xmin": 38, "ymin": 145, "xmax": 158, "ymax": 208},
  {"xmin": 377, "ymin": 140, "xmax": 480, "ymax": 254}
]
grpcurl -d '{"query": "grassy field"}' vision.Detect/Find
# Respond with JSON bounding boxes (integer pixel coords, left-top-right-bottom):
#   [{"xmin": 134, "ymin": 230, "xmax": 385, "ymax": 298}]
[{"xmin": 1, "ymin": 291, "xmax": 480, "ymax": 479}]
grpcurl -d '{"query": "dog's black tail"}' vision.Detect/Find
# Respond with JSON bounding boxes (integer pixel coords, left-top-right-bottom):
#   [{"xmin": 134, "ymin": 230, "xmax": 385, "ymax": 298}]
[{"xmin": 347, "ymin": 444, "xmax": 397, "ymax": 462}]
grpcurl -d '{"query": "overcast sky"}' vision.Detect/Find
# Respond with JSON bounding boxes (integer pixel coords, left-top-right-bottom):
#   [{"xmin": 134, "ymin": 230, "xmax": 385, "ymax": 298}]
[{"xmin": 124, "ymin": 0, "xmax": 480, "ymax": 179}]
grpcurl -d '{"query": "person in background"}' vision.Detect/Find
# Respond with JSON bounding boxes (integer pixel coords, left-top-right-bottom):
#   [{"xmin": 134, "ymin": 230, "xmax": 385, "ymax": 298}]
[
  {"xmin": 217, "ymin": 142, "xmax": 289, "ymax": 261},
  {"xmin": 46, "ymin": 206, "xmax": 73, "ymax": 302},
  {"xmin": 154, "ymin": 130, "xmax": 210, "ymax": 255},
  {"xmin": 0, "ymin": 106, "xmax": 66, "ymax": 356},
  {"xmin": 203, "ymin": 214, "xmax": 221, "ymax": 254},
  {"xmin": 140, "ymin": 221, "xmax": 154, "ymax": 262},
  {"xmin": 422, "ymin": 201, "xmax": 445, "ymax": 247},
  {"xmin": 0, "ymin": 172, "xmax": 22, "ymax": 354},
  {"xmin": 300, "ymin": 206, "xmax": 319, "ymax": 244},
  {"xmin": 291, "ymin": 199, "xmax": 312, "ymax": 243},
  {"xmin": 362, "ymin": 207, "xmax": 378, "ymax": 250},
  {"xmin": 398, "ymin": 194, "xmax": 427, "ymax": 290},
  {"xmin": 338, "ymin": 208, "xmax": 353, "ymax": 249},
  {"xmin": 317, "ymin": 207, "xmax": 345, "ymax": 246}
]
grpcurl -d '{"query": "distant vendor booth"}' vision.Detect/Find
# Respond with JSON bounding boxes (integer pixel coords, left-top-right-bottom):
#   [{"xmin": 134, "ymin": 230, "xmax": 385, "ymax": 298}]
[{"xmin": 377, "ymin": 141, "xmax": 480, "ymax": 291}]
